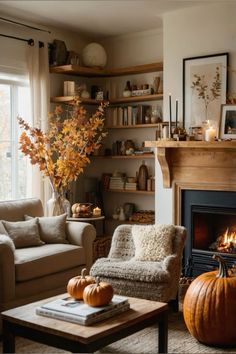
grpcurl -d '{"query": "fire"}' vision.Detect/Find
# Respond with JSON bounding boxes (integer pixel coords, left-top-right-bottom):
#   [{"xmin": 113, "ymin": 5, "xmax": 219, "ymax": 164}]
[{"xmin": 217, "ymin": 228, "xmax": 236, "ymax": 253}]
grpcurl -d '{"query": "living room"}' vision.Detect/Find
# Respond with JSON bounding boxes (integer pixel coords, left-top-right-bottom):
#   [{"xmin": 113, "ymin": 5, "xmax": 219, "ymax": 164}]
[{"xmin": 0, "ymin": 0, "xmax": 236, "ymax": 353}]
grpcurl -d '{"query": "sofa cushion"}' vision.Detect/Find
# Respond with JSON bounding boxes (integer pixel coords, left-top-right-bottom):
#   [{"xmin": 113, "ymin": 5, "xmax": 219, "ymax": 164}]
[
  {"xmin": 15, "ymin": 243, "xmax": 85, "ymax": 281},
  {"xmin": 0, "ymin": 221, "xmax": 7, "ymax": 234},
  {"xmin": 25, "ymin": 214, "xmax": 68, "ymax": 244},
  {"xmin": 131, "ymin": 224, "xmax": 175, "ymax": 262},
  {"xmin": 2, "ymin": 218, "xmax": 44, "ymax": 248},
  {"xmin": 90, "ymin": 257, "xmax": 171, "ymax": 283}
]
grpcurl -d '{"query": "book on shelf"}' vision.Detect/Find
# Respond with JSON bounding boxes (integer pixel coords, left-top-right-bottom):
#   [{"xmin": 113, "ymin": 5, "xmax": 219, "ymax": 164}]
[{"xmin": 36, "ymin": 295, "xmax": 130, "ymax": 326}]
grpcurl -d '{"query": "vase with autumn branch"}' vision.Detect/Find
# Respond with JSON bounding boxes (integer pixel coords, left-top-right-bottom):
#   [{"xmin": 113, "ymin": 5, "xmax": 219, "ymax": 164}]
[{"xmin": 18, "ymin": 98, "xmax": 107, "ymax": 216}]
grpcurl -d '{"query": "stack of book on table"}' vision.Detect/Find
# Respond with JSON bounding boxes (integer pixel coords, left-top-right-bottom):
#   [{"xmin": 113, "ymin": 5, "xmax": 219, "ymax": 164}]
[
  {"xmin": 109, "ymin": 177, "xmax": 125, "ymax": 190},
  {"xmin": 36, "ymin": 295, "xmax": 130, "ymax": 326}
]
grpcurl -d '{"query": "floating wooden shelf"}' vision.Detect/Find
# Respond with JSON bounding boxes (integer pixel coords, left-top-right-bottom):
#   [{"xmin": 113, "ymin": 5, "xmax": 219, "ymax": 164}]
[
  {"xmin": 105, "ymin": 189, "xmax": 154, "ymax": 195},
  {"xmin": 91, "ymin": 154, "xmax": 154, "ymax": 159},
  {"xmin": 145, "ymin": 140, "xmax": 236, "ymax": 149},
  {"xmin": 110, "ymin": 94, "xmax": 163, "ymax": 104},
  {"xmin": 50, "ymin": 94, "xmax": 162, "ymax": 105},
  {"xmin": 50, "ymin": 62, "xmax": 163, "ymax": 77},
  {"xmin": 106, "ymin": 123, "xmax": 160, "ymax": 129},
  {"xmin": 50, "ymin": 96, "xmax": 105, "ymax": 105}
]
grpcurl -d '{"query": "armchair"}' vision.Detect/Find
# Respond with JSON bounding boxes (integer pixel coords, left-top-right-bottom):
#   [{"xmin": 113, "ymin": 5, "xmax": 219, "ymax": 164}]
[{"xmin": 90, "ymin": 224, "xmax": 186, "ymax": 310}]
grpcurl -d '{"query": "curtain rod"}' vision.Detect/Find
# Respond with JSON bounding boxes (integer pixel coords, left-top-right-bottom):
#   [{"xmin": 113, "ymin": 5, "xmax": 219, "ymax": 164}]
[
  {"xmin": 0, "ymin": 16, "xmax": 51, "ymax": 34},
  {"xmin": 0, "ymin": 34, "xmax": 44, "ymax": 47}
]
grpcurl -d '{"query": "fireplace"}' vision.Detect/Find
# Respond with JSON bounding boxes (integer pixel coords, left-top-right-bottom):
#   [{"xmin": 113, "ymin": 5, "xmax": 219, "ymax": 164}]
[
  {"xmin": 144, "ymin": 140, "xmax": 236, "ymax": 276},
  {"xmin": 182, "ymin": 190, "xmax": 236, "ymax": 276}
]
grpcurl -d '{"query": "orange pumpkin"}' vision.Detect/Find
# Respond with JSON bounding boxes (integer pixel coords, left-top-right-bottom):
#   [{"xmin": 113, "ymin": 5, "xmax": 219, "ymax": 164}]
[
  {"xmin": 83, "ymin": 276, "xmax": 114, "ymax": 307},
  {"xmin": 67, "ymin": 268, "xmax": 95, "ymax": 300},
  {"xmin": 183, "ymin": 254, "xmax": 236, "ymax": 346}
]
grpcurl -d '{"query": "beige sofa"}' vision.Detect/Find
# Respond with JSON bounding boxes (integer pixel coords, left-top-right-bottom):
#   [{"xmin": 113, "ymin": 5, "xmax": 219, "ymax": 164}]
[{"xmin": 0, "ymin": 198, "xmax": 96, "ymax": 319}]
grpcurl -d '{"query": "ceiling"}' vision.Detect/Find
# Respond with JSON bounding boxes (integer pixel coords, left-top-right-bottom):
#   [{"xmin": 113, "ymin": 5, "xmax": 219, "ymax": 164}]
[{"xmin": 0, "ymin": 0, "xmax": 216, "ymax": 39}]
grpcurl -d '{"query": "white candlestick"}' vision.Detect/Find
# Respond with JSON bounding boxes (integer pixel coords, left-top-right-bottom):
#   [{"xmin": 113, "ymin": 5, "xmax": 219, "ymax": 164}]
[
  {"xmin": 93, "ymin": 207, "xmax": 101, "ymax": 217},
  {"xmin": 205, "ymin": 127, "xmax": 216, "ymax": 142}
]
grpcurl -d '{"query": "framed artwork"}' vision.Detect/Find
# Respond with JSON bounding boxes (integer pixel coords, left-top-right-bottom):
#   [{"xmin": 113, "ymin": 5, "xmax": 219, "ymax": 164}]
[
  {"xmin": 183, "ymin": 53, "xmax": 228, "ymax": 132},
  {"xmin": 219, "ymin": 104, "xmax": 236, "ymax": 139}
]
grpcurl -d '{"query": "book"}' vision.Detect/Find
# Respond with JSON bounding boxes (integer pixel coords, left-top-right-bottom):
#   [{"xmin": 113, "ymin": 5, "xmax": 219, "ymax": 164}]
[{"xmin": 36, "ymin": 295, "xmax": 130, "ymax": 326}]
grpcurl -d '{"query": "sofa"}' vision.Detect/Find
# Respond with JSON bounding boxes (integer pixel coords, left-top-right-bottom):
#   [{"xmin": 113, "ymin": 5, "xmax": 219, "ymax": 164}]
[{"xmin": 0, "ymin": 198, "xmax": 96, "ymax": 322}]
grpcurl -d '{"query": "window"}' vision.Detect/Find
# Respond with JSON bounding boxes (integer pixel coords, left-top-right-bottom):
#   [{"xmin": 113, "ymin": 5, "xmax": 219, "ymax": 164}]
[{"xmin": 0, "ymin": 71, "xmax": 31, "ymax": 200}]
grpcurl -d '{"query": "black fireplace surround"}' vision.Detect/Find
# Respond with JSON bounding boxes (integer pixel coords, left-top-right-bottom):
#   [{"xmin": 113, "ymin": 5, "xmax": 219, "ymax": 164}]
[{"xmin": 181, "ymin": 190, "xmax": 236, "ymax": 276}]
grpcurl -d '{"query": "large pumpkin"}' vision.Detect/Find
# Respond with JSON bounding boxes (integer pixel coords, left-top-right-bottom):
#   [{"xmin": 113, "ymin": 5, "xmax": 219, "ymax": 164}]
[
  {"xmin": 83, "ymin": 276, "xmax": 114, "ymax": 307},
  {"xmin": 67, "ymin": 268, "xmax": 95, "ymax": 300},
  {"xmin": 183, "ymin": 254, "xmax": 236, "ymax": 346}
]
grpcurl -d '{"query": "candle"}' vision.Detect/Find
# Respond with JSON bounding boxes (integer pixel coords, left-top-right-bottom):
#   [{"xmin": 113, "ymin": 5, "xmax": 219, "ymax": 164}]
[
  {"xmin": 175, "ymin": 99, "xmax": 178, "ymax": 128},
  {"xmin": 205, "ymin": 126, "xmax": 216, "ymax": 142},
  {"xmin": 169, "ymin": 93, "xmax": 172, "ymax": 138},
  {"xmin": 93, "ymin": 207, "xmax": 101, "ymax": 217}
]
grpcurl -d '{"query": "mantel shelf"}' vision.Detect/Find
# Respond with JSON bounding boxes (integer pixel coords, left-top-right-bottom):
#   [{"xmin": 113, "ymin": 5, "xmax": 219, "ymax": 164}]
[
  {"xmin": 145, "ymin": 140, "xmax": 236, "ymax": 149},
  {"xmin": 144, "ymin": 140, "xmax": 236, "ymax": 188}
]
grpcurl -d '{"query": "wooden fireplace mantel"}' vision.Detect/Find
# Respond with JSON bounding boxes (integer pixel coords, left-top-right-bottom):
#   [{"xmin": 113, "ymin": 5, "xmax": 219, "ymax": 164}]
[{"xmin": 145, "ymin": 141, "xmax": 236, "ymax": 188}]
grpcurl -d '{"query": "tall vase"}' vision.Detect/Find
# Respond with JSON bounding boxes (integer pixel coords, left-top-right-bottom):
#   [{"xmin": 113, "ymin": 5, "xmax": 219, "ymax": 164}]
[{"xmin": 47, "ymin": 192, "xmax": 65, "ymax": 216}]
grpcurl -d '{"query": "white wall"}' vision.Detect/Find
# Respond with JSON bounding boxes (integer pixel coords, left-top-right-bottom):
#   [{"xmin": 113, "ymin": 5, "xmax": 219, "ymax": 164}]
[{"xmin": 156, "ymin": 2, "xmax": 236, "ymax": 224}]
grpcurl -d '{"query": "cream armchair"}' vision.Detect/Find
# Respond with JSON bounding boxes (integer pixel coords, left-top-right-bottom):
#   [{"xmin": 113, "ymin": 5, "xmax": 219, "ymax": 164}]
[
  {"xmin": 0, "ymin": 198, "xmax": 96, "ymax": 321},
  {"xmin": 90, "ymin": 224, "xmax": 186, "ymax": 310}
]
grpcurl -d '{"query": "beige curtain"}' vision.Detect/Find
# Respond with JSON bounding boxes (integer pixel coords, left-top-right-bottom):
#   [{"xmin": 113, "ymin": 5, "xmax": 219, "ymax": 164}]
[{"xmin": 27, "ymin": 40, "xmax": 50, "ymax": 212}]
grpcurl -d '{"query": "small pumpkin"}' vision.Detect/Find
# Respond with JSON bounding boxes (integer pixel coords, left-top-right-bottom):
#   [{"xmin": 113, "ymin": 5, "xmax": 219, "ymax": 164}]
[
  {"xmin": 71, "ymin": 203, "xmax": 80, "ymax": 214},
  {"xmin": 83, "ymin": 276, "xmax": 114, "ymax": 307},
  {"xmin": 183, "ymin": 254, "xmax": 236, "ymax": 346},
  {"xmin": 67, "ymin": 268, "xmax": 95, "ymax": 300}
]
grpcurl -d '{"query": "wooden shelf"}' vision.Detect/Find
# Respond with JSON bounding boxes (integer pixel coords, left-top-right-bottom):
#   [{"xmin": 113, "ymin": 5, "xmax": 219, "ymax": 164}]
[
  {"xmin": 50, "ymin": 94, "xmax": 162, "ymax": 105},
  {"xmin": 105, "ymin": 189, "xmax": 154, "ymax": 195},
  {"xmin": 50, "ymin": 96, "xmax": 105, "ymax": 105},
  {"xmin": 105, "ymin": 218, "xmax": 154, "ymax": 225},
  {"xmin": 50, "ymin": 62, "xmax": 163, "ymax": 77},
  {"xmin": 106, "ymin": 123, "xmax": 160, "ymax": 129},
  {"xmin": 91, "ymin": 154, "xmax": 154, "ymax": 159},
  {"xmin": 110, "ymin": 93, "xmax": 163, "ymax": 104}
]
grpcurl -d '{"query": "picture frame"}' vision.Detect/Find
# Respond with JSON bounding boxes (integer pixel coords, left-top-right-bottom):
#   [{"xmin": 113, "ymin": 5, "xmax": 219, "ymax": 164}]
[
  {"xmin": 219, "ymin": 104, "xmax": 236, "ymax": 140},
  {"xmin": 183, "ymin": 53, "xmax": 228, "ymax": 132}
]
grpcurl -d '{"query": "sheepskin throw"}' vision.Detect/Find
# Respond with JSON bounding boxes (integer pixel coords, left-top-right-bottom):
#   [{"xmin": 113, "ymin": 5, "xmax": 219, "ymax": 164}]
[{"xmin": 132, "ymin": 224, "xmax": 175, "ymax": 261}]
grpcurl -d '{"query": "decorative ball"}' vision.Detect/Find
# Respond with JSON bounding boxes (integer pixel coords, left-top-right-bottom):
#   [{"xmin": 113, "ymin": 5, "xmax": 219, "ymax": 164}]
[{"xmin": 82, "ymin": 43, "xmax": 107, "ymax": 68}]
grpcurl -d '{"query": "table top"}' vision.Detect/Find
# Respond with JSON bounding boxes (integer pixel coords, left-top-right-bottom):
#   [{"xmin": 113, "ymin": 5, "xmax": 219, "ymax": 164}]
[
  {"xmin": 2, "ymin": 293, "xmax": 168, "ymax": 342},
  {"xmin": 67, "ymin": 216, "xmax": 105, "ymax": 221}
]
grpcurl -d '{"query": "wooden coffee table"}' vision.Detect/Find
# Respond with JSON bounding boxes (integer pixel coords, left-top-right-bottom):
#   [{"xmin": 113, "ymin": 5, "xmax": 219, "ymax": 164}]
[{"xmin": 2, "ymin": 294, "xmax": 168, "ymax": 353}]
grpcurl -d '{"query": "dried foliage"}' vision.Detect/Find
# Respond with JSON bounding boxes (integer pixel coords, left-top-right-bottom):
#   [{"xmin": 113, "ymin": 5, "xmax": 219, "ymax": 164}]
[
  {"xmin": 191, "ymin": 66, "xmax": 221, "ymax": 120},
  {"xmin": 18, "ymin": 99, "xmax": 107, "ymax": 194}
]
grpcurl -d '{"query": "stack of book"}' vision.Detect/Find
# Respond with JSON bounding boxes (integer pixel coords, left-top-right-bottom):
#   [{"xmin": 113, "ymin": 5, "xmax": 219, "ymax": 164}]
[
  {"xmin": 125, "ymin": 182, "xmax": 137, "ymax": 191},
  {"xmin": 36, "ymin": 295, "xmax": 130, "ymax": 326},
  {"xmin": 109, "ymin": 177, "xmax": 125, "ymax": 190}
]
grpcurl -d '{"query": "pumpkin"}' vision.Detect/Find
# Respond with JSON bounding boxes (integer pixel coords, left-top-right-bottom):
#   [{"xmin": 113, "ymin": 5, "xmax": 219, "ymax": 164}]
[
  {"xmin": 67, "ymin": 268, "xmax": 95, "ymax": 300},
  {"xmin": 71, "ymin": 203, "xmax": 80, "ymax": 214},
  {"xmin": 183, "ymin": 254, "xmax": 236, "ymax": 346},
  {"xmin": 83, "ymin": 276, "xmax": 114, "ymax": 307}
]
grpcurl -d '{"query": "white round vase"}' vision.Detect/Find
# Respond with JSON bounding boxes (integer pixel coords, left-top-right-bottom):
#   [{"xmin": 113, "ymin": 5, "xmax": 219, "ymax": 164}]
[{"xmin": 82, "ymin": 42, "xmax": 107, "ymax": 68}]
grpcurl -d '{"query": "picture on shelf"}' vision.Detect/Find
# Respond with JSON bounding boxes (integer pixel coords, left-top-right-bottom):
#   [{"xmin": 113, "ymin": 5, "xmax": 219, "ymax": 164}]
[
  {"xmin": 219, "ymin": 104, "xmax": 236, "ymax": 140},
  {"xmin": 183, "ymin": 53, "xmax": 228, "ymax": 132}
]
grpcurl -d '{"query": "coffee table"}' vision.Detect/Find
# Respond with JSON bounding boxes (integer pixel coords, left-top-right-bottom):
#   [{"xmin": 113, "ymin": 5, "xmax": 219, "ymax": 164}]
[{"xmin": 2, "ymin": 294, "xmax": 168, "ymax": 353}]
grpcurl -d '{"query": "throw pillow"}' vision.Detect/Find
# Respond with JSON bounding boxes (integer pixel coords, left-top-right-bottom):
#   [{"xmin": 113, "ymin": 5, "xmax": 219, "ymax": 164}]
[
  {"xmin": 132, "ymin": 224, "xmax": 175, "ymax": 262},
  {"xmin": 0, "ymin": 221, "xmax": 7, "ymax": 234},
  {"xmin": 0, "ymin": 234, "xmax": 16, "ymax": 253},
  {"xmin": 24, "ymin": 213, "xmax": 68, "ymax": 244},
  {"xmin": 2, "ymin": 218, "xmax": 44, "ymax": 249}
]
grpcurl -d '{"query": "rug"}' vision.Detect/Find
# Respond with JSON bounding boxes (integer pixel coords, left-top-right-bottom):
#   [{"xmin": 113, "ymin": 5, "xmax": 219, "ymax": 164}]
[{"xmin": 0, "ymin": 311, "xmax": 236, "ymax": 353}]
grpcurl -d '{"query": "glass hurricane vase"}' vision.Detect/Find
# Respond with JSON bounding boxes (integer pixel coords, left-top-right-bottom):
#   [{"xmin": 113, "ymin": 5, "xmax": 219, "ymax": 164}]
[{"xmin": 47, "ymin": 192, "xmax": 70, "ymax": 217}]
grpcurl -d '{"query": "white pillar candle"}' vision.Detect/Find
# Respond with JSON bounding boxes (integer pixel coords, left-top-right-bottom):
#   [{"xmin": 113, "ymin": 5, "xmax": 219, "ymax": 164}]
[
  {"xmin": 93, "ymin": 207, "xmax": 101, "ymax": 217},
  {"xmin": 205, "ymin": 127, "xmax": 216, "ymax": 142}
]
